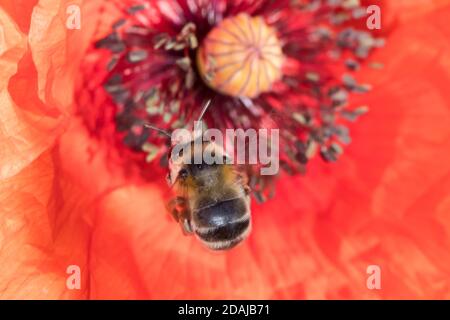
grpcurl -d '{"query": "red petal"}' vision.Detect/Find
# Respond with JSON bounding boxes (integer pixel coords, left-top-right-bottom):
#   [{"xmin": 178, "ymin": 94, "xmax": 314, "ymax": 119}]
[
  {"xmin": 0, "ymin": 151, "xmax": 91, "ymax": 299},
  {"xmin": 2, "ymin": 0, "xmax": 450, "ymax": 299},
  {"xmin": 86, "ymin": 3, "xmax": 450, "ymax": 299}
]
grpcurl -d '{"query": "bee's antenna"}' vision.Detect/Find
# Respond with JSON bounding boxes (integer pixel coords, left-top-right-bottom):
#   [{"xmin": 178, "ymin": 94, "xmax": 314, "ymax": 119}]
[
  {"xmin": 197, "ymin": 99, "xmax": 213, "ymax": 123},
  {"xmin": 143, "ymin": 124, "xmax": 172, "ymax": 138}
]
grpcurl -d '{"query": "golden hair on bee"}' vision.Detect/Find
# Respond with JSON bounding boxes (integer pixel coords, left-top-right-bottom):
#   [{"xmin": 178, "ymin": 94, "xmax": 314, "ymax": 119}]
[
  {"xmin": 146, "ymin": 100, "xmax": 252, "ymax": 251},
  {"xmin": 170, "ymin": 138, "xmax": 252, "ymax": 251}
]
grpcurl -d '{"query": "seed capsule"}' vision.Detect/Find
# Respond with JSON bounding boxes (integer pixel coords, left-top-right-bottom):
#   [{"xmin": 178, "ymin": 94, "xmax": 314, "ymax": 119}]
[{"xmin": 197, "ymin": 13, "xmax": 284, "ymax": 98}]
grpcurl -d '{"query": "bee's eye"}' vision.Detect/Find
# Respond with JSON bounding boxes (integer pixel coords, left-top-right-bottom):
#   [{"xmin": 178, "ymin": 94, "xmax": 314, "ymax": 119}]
[
  {"xmin": 179, "ymin": 169, "xmax": 188, "ymax": 179},
  {"xmin": 196, "ymin": 164, "xmax": 204, "ymax": 170}
]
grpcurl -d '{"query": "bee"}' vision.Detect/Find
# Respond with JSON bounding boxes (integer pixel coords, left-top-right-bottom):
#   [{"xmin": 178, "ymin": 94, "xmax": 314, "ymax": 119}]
[{"xmin": 145, "ymin": 101, "xmax": 251, "ymax": 251}]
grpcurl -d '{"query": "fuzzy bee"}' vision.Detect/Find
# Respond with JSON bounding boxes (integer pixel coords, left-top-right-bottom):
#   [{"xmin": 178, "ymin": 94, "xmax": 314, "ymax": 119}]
[{"xmin": 146, "ymin": 101, "xmax": 251, "ymax": 251}]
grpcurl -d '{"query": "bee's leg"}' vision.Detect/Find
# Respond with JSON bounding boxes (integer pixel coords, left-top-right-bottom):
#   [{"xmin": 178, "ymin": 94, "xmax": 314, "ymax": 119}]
[
  {"xmin": 181, "ymin": 218, "xmax": 193, "ymax": 235},
  {"xmin": 243, "ymin": 185, "xmax": 251, "ymax": 196},
  {"xmin": 167, "ymin": 197, "xmax": 193, "ymax": 235},
  {"xmin": 167, "ymin": 197, "xmax": 185, "ymax": 222},
  {"xmin": 236, "ymin": 171, "xmax": 251, "ymax": 196}
]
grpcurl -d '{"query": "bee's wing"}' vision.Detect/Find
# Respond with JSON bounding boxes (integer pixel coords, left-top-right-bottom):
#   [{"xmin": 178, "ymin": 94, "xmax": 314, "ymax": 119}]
[
  {"xmin": 231, "ymin": 164, "xmax": 277, "ymax": 203},
  {"xmin": 230, "ymin": 164, "xmax": 249, "ymax": 186},
  {"xmin": 220, "ymin": 164, "xmax": 251, "ymax": 200}
]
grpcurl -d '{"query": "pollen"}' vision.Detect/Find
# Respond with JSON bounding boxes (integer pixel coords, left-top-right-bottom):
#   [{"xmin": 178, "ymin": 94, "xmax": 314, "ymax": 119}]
[{"xmin": 197, "ymin": 13, "xmax": 284, "ymax": 99}]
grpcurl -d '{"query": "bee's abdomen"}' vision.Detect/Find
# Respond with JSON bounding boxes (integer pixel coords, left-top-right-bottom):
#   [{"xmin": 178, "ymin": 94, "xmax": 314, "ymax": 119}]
[{"xmin": 193, "ymin": 197, "xmax": 251, "ymax": 251}]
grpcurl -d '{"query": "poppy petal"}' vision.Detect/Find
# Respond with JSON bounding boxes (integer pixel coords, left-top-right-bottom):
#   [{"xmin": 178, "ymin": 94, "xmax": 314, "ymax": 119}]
[
  {"xmin": 0, "ymin": 150, "xmax": 91, "ymax": 299},
  {"xmin": 85, "ymin": 3, "xmax": 450, "ymax": 299}
]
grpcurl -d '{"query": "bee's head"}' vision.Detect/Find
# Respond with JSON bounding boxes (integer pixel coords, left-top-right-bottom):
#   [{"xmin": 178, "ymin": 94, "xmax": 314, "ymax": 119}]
[
  {"xmin": 177, "ymin": 162, "xmax": 223, "ymax": 190},
  {"xmin": 168, "ymin": 139, "xmax": 230, "ymax": 188}
]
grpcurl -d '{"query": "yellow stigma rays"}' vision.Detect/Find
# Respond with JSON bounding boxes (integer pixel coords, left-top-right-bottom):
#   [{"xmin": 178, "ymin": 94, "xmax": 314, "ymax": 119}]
[{"xmin": 197, "ymin": 13, "xmax": 284, "ymax": 99}]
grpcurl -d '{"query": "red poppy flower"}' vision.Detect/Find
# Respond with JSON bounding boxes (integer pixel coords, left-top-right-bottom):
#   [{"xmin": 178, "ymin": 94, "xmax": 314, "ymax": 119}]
[{"xmin": 1, "ymin": 0, "xmax": 450, "ymax": 299}]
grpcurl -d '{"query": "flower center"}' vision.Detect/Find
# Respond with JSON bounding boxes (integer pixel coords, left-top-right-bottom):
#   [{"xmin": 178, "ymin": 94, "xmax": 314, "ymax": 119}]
[{"xmin": 197, "ymin": 13, "xmax": 284, "ymax": 99}]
